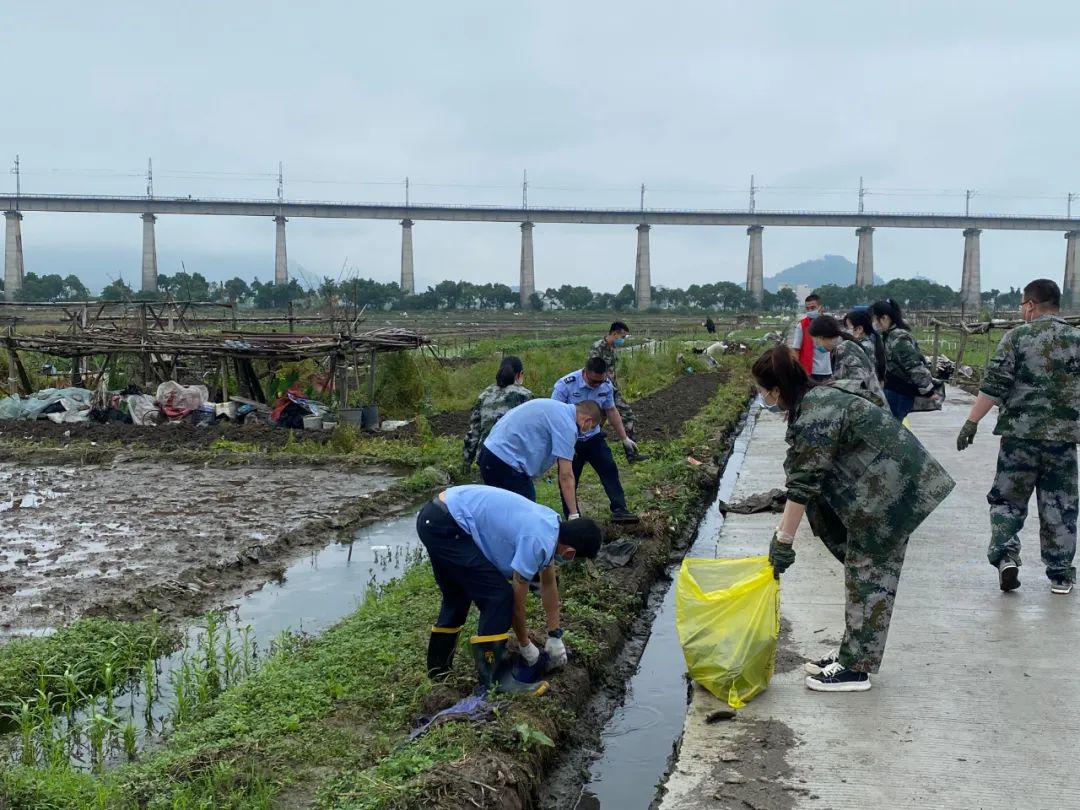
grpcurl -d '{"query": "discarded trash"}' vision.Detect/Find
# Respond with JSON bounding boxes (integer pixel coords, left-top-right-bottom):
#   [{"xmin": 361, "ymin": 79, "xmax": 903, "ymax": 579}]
[
  {"xmin": 718, "ymin": 488, "xmax": 787, "ymax": 516},
  {"xmin": 408, "ymin": 694, "xmax": 500, "ymax": 741},
  {"xmin": 676, "ymin": 556, "xmax": 779, "ymax": 708},
  {"xmin": 596, "ymin": 537, "xmax": 641, "ymax": 569},
  {"xmin": 705, "ymin": 707, "xmax": 737, "ymax": 723}
]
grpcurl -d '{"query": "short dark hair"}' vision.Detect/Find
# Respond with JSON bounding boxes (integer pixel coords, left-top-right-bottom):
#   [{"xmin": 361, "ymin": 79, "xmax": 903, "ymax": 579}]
[
  {"xmin": 1023, "ymin": 279, "xmax": 1061, "ymax": 309},
  {"xmin": 808, "ymin": 314, "xmax": 844, "ymax": 339},
  {"xmin": 557, "ymin": 516, "xmax": 603, "ymax": 558},
  {"xmin": 609, "ymin": 321, "xmax": 629, "ymax": 334},
  {"xmin": 805, "ymin": 294, "xmax": 821, "ymax": 304},
  {"xmin": 575, "ymin": 400, "xmax": 605, "ymax": 426},
  {"xmin": 495, "ymin": 356, "xmax": 523, "ymax": 387},
  {"xmin": 751, "ymin": 345, "xmax": 811, "ymax": 421},
  {"xmin": 584, "ymin": 356, "xmax": 608, "ymax": 375}
]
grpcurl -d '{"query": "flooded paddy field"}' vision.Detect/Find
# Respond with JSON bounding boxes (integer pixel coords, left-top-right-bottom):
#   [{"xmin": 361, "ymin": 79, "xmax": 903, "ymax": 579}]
[{"xmin": 0, "ymin": 461, "xmax": 399, "ymax": 633}]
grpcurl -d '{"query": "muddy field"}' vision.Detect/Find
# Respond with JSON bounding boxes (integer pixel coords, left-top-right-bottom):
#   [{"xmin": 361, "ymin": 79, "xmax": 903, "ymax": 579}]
[
  {"xmin": 0, "ymin": 461, "xmax": 398, "ymax": 632},
  {"xmin": 409, "ymin": 371, "xmax": 733, "ymax": 441}
]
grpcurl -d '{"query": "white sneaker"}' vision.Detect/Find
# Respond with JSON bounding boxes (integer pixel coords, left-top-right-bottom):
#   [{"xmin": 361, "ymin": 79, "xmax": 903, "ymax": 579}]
[
  {"xmin": 1051, "ymin": 580, "xmax": 1074, "ymax": 595},
  {"xmin": 804, "ymin": 650, "xmax": 840, "ymax": 676}
]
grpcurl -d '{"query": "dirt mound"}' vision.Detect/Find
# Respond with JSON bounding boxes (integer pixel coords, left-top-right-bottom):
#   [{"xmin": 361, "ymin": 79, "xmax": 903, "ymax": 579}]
[
  {"xmin": 629, "ymin": 371, "xmax": 732, "ymax": 440},
  {"xmin": 0, "ymin": 417, "xmax": 333, "ymax": 451}
]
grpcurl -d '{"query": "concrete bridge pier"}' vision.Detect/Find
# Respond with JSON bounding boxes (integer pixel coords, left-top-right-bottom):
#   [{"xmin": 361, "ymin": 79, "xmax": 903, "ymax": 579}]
[
  {"xmin": 745, "ymin": 225, "xmax": 764, "ymax": 302},
  {"xmin": 3, "ymin": 211, "xmax": 24, "ymax": 302},
  {"xmin": 960, "ymin": 227, "xmax": 982, "ymax": 312},
  {"xmin": 634, "ymin": 224, "xmax": 651, "ymax": 310},
  {"xmin": 274, "ymin": 216, "xmax": 288, "ymax": 286},
  {"xmin": 400, "ymin": 219, "xmax": 415, "ymax": 295},
  {"xmin": 519, "ymin": 222, "xmax": 534, "ymax": 308},
  {"xmin": 1064, "ymin": 231, "xmax": 1079, "ymax": 311},
  {"xmin": 140, "ymin": 214, "xmax": 158, "ymax": 293},
  {"xmin": 856, "ymin": 226, "xmax": 874, "ymax": 287}
]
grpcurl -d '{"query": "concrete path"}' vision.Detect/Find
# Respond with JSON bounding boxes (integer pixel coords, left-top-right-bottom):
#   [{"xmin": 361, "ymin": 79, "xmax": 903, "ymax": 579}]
[{"xmin": 661, "ymin": 387, "xmax": 1080, "ymax": 810}]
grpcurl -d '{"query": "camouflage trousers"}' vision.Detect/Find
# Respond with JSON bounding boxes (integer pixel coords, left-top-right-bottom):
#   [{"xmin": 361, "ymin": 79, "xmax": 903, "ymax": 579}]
[
  {"xmin": 986, "ymin": 437, "xmax": 1078, "ymax": 583},
  {"xmin": 806, "ymin": 498, "xmax": 909, "ymax": 673},
  {"xmin": 613, "ymin": 386, "xmax": 636, "ymax": 437}
]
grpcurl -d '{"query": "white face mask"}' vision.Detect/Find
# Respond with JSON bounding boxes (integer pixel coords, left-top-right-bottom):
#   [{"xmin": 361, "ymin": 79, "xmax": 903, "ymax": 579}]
[
  {"xmin": 758, "ymin": 392, "xmax": 782, "ymax": 413},
  {"xmin": 806, "ymin": 309, "xmax": 821, "ymax": 319}
]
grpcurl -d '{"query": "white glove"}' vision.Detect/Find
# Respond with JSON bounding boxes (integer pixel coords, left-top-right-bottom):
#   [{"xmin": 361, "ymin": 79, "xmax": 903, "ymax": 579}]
[
  {"xmin": 568, "ymin": 512, "xmax": 581, "ymax": 520},
  {"xmin": 622, "ymin": 437, "xmax": 638, "ymax": 453},
  {"xmin": 545, "ymin": 636, "xmax": 568, "ymax": 669},
  {"xmin": 519, "ymin": 641, "xmax": 540, "ymax": 666}
]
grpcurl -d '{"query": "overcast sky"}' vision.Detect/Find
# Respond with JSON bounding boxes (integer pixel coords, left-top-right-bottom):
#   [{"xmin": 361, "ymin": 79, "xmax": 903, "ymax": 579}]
[{"xmin": 2, "ymin": 2, "xmax": 1078, "ymax": 295}]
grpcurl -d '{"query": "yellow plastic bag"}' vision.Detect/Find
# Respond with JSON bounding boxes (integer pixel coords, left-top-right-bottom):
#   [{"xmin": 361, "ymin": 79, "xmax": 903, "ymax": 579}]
[{"xmin": 675, "ymin": 556, "xmax": 779, "ymax": 708}]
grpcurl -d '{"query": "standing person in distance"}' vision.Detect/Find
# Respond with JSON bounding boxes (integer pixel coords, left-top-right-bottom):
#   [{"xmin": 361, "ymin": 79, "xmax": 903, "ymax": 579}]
[
  {"xmin": 870, "ymin": 299, "xmax": 939, "ymax": 421},
  {"xmin": 957, "ymin": 279, "xmax": 1080, "ymax": 594},
  {"xmin": 808, "ymin": 315, "xmax": 886, "ymax": 406},
  {"xmin": 790, "ymin": 294, "xmax": 833, "ymax": 381},
  {"xmin": 462, "ymin": 356, "xmax": 533, "ymax": 474},
  {"xmin": 704, "ymin": 316, "xmax": 717, "ymax": 335},
  {"xmin": 844, "ymin": 308, "xmax": 887, "ymax": 384},
  {"xmin": 588, "ymin": 321, "xmax": 647, "ymax": 462},
  {"xmin": 755, "ymin": 346, "xmax": 954, "ymax": 692}
]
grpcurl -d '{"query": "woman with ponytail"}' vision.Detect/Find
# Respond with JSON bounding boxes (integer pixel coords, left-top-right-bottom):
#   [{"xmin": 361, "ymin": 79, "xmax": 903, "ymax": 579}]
[
  {"xmin": 843, "ymin": 308, "xmax": 886, "ymax": 383},
  {"xmin": 808, "ymin": 314, "xmax": 886, "ymax": 406},
  {"xmin": 752, "ymin": 345, "xmax": 954, "ymax": 692},
  {"xmin": 869, "ymin": 299, "xmax": 938, "ymax": 420}
]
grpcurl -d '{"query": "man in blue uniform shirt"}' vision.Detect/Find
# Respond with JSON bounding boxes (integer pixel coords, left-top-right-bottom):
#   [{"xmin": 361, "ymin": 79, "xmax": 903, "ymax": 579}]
[
  {"xmin": 417, "ymin": 485, "xmax": 603, "ymax": 694},
  {"xmin": 479, "ymin": 397, "xmax": 604, "ymax": 516},
  {"xmin": 551, "ymin": 357, "xmax": 640, "ymax": 524}
]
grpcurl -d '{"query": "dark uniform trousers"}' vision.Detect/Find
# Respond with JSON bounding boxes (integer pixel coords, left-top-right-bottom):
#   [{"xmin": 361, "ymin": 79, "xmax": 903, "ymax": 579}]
[
  {"xmin": 478, "ymin": 444, "xmax": 536, "ymax": 502},
  {"xmin": 415, "ymin": 499, "xmax": 513, "ymax": 636},
  {"xmin": 561, "ymin": 432, "xmax": 628, "ymax": 516}
]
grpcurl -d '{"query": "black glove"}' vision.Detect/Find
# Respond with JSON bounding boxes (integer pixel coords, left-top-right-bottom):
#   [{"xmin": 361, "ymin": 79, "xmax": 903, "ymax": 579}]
[
  {"xmin": 768, "ymin": 534, "xmax": 796, "ymax": 579},
  {"xmin": 956, "ymin": 420, "xmax": 978, "ymax": 452}
]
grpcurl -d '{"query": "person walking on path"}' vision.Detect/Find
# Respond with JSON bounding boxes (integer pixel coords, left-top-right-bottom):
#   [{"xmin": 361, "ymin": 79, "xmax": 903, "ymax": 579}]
[
  {"xmin": 844, "ymin": 308, "xmax": 887, "ymax": 384},
  {"xmin": 552, "ymin": 357, "xmax": 640, "ymax": 524},
  {"xmin": 870, "ymin": 299, "xmax": 939, "ymax": 420},
  {"xmin": 588, "ymin": 321, "xmax": 648, "ymax": 462},
  {"xmin": 462, "ymin": 356, "xmax": 533, "ymax": 474},
  {"xmin": 418, "ymin": 485, "xmax": 602, "ymax": 694},
  {"xmin": 755, "ymin": 346, "xmax": 955, "ymax": 692},
  {"xmin": 479, "ymin": 397, "xmax": 603, "ymax": 518},
  {"xmin": 808, "ymin": 314, "xmax": 887, "ymax": 406},
  {"xmin": 790, "ymin": 293, "xmax": 833, "ymax": 381},
  {"xmin": 956, "ymin": 278, "xmax": 1080, "ymax": 594}
]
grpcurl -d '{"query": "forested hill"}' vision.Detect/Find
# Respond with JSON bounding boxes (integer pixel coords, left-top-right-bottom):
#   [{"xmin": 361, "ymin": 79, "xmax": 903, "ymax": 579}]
[{"xmin": 764, "ymin": 255, "xmax": 884, "ymax": 292}]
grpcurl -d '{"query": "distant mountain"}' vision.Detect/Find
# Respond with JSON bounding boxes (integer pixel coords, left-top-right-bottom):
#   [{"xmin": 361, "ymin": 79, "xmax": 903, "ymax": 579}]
[{"xmin": 764, "ymin": 255, "xmax": 884, "ymax": 292}]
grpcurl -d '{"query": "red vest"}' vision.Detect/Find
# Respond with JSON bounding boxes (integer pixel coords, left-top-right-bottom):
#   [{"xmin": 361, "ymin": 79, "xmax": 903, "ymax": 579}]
[{"xmin": 797, "ymin": 317, "xmax": 815, "ymax": 375}]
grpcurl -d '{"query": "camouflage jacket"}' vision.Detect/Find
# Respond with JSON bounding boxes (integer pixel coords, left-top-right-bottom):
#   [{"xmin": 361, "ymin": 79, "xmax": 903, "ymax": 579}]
[
  {"xmin": 829, "ymin": 340, "xmax": 886, "ymax": 408},
  {"xmin": 463, "ymin": 383, "xmax": 534, "ymax": 465},
  {"xmin": 883, "ymin": 327, "xmax": 934, "ymax": 395},
  {"xmin": 981, "ymin": 315, "xmax": 1080, "ymax": 443},
  {"xmin": 588, "ymin": 337, "xmax": 620, "ymax": 385},
  {"xmin": 784, "ymin": 380, "xmax": 955, "ymax": 537}
]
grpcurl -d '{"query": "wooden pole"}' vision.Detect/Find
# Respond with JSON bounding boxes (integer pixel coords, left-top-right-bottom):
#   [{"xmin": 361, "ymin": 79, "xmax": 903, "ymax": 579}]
[
  {"xmin": 219, "ymin": 357, "xmax": 229, "ymax": 402},
  {"xmin": 6, "ymin": 330, "xmax": 18, "ymax": 396},
  {"xmin": 367, "ymin": 349, "xmax": 376, "ymax": 403},
  {"xmin": 930, "ymin": 322, "xmax": 941, "ymax": 374}
]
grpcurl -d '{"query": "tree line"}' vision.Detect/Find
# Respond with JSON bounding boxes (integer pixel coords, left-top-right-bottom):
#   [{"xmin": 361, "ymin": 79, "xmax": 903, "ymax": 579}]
[{"xmin": 5, "ymin": 271, "xmax": 1024, "ymax": 313}]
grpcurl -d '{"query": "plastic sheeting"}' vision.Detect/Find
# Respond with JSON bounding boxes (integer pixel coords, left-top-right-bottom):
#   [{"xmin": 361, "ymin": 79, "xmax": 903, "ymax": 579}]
[
  {"xmin": 156, "ymin": 382, "xmax": 209, "ymax": 419},
  {"xmin": 0, "ymin": 388, "xmax": 95, "ymax": 421}
]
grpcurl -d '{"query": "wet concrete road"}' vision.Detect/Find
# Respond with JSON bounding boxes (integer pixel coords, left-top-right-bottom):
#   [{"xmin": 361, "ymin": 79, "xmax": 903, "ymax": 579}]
[{"xmin": 661, "ymin": 387, "xmax": 1080, "ymax": 809}]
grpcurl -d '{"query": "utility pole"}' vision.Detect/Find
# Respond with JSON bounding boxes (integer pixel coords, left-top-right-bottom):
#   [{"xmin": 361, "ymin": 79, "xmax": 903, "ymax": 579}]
[
  {"xmin": 146, "ymin": 158, "xmax": 153, "ymax": 198},
  {"xmin": 405, "ymin": 176, "xmax": 410, "ymax": 206},
  {"xmin": 277, "ymin": 162, "xmax": 284, "ymax": 203},
  {"xmin": 965, "ymin": 189, "xmax": 975, "ymax": 217},
  {"xmin": 11, "ymin": 155, "xmax": 20, "ymax": 201},
  {"xmin": 522, "ymin": 169, "xmax": 528, "ymax": 209},
  {"xmin": 858, "ymin": 176, "xmax": 865, "ymax": 214},
  {"xmin": 640, "ymin": 182, "xmax": 646, "ymax": 211},
  {"xmin": 749, "ymin": 174, "xmax": 756, "ymax": 213},
  {"xmin": 1069, "ymin": 192, "xmax": 1076, "ymax": 219}
]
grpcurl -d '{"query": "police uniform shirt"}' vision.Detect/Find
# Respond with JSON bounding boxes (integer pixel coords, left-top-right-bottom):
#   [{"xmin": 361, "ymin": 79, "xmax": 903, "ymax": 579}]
[
  {"xmin": 481, "ymin": 398, "xmax": 578, "ymax": 477},
  {"xmin": 444, "ymin": 485, "xmax": 561, "ymax": 580},
  {"xmin": 551, "ymin": 369, "xmax": 614, "ymax": 440}
]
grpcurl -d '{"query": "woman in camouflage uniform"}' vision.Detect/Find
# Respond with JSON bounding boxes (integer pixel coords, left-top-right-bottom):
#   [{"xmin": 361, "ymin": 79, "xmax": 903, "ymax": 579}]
[
  {"xmin": 462, "ymin": 357, "xmax": 533, "ymax": 473},
  {"xmin": 754, "ymin": 346, "xmax": 955, "ymax": 692},
  {"xmin": 843, "ymin": 308, "xmax": 886, "ymax": 384},
  {"xmin": 870, "ymin": 299, "xmax": 938, "ymax": 420},
  {"xmin": 808, "ymin": 314, "xmax": 887, "ymax": 407}
]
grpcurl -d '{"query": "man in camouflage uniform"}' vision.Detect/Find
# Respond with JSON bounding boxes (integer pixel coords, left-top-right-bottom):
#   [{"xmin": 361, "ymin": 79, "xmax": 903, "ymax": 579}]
[
  {"xmin": 588, "ymin": 321, "xmax": 646, "ymax": 462},
  {"xmin": 957, "ymin": 278, "xmax": 1080, "ymax": 594},
  {"xmin": 462, "ymin": 358, "xmax": 533, "ymax": 473},
  {"xmin": 760, "ymin": 377, "xmax": 955, "ymax": 692}
]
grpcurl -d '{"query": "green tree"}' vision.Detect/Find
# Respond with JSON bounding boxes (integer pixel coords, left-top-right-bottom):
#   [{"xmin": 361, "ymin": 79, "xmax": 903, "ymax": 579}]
[{"xmin": 100, "ymin": 278, "xmax": 134, "ymax": 301}]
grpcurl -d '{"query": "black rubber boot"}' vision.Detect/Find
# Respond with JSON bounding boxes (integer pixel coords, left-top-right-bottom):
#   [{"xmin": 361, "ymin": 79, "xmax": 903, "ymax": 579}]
[
  {"xmin": 426, "ymin": 628, "xmax": 460, "ymax": 680},
  {"xmin": 471, "ymin": 638, "xmax": 549, "ymax": 696}
]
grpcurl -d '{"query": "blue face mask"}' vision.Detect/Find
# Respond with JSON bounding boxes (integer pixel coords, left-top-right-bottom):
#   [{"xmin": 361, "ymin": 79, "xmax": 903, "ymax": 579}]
[
  {"xmin": 554, "ymin": 553, "xmax": 570, "ymax": 565},
  {"xmin": 806, "ymin": 309, "xmax": 820, "ymax": 319},
  {"xmin": 815, "ymin": 346, "xmax": 830, "ymax": 354},
  {"xmin": 613, "ymin": 337, "xmax": 626, "ymax": 347}
]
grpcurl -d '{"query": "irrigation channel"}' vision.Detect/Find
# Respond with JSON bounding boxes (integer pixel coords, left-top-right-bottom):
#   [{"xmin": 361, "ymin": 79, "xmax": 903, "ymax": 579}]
[
  {"xmin": 1, "ymin": 509, "xmax": 425, "ymax": 770},
  {"xmin": 546, "ymin": 405, "xmax": 759, "ymax": 810}
]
